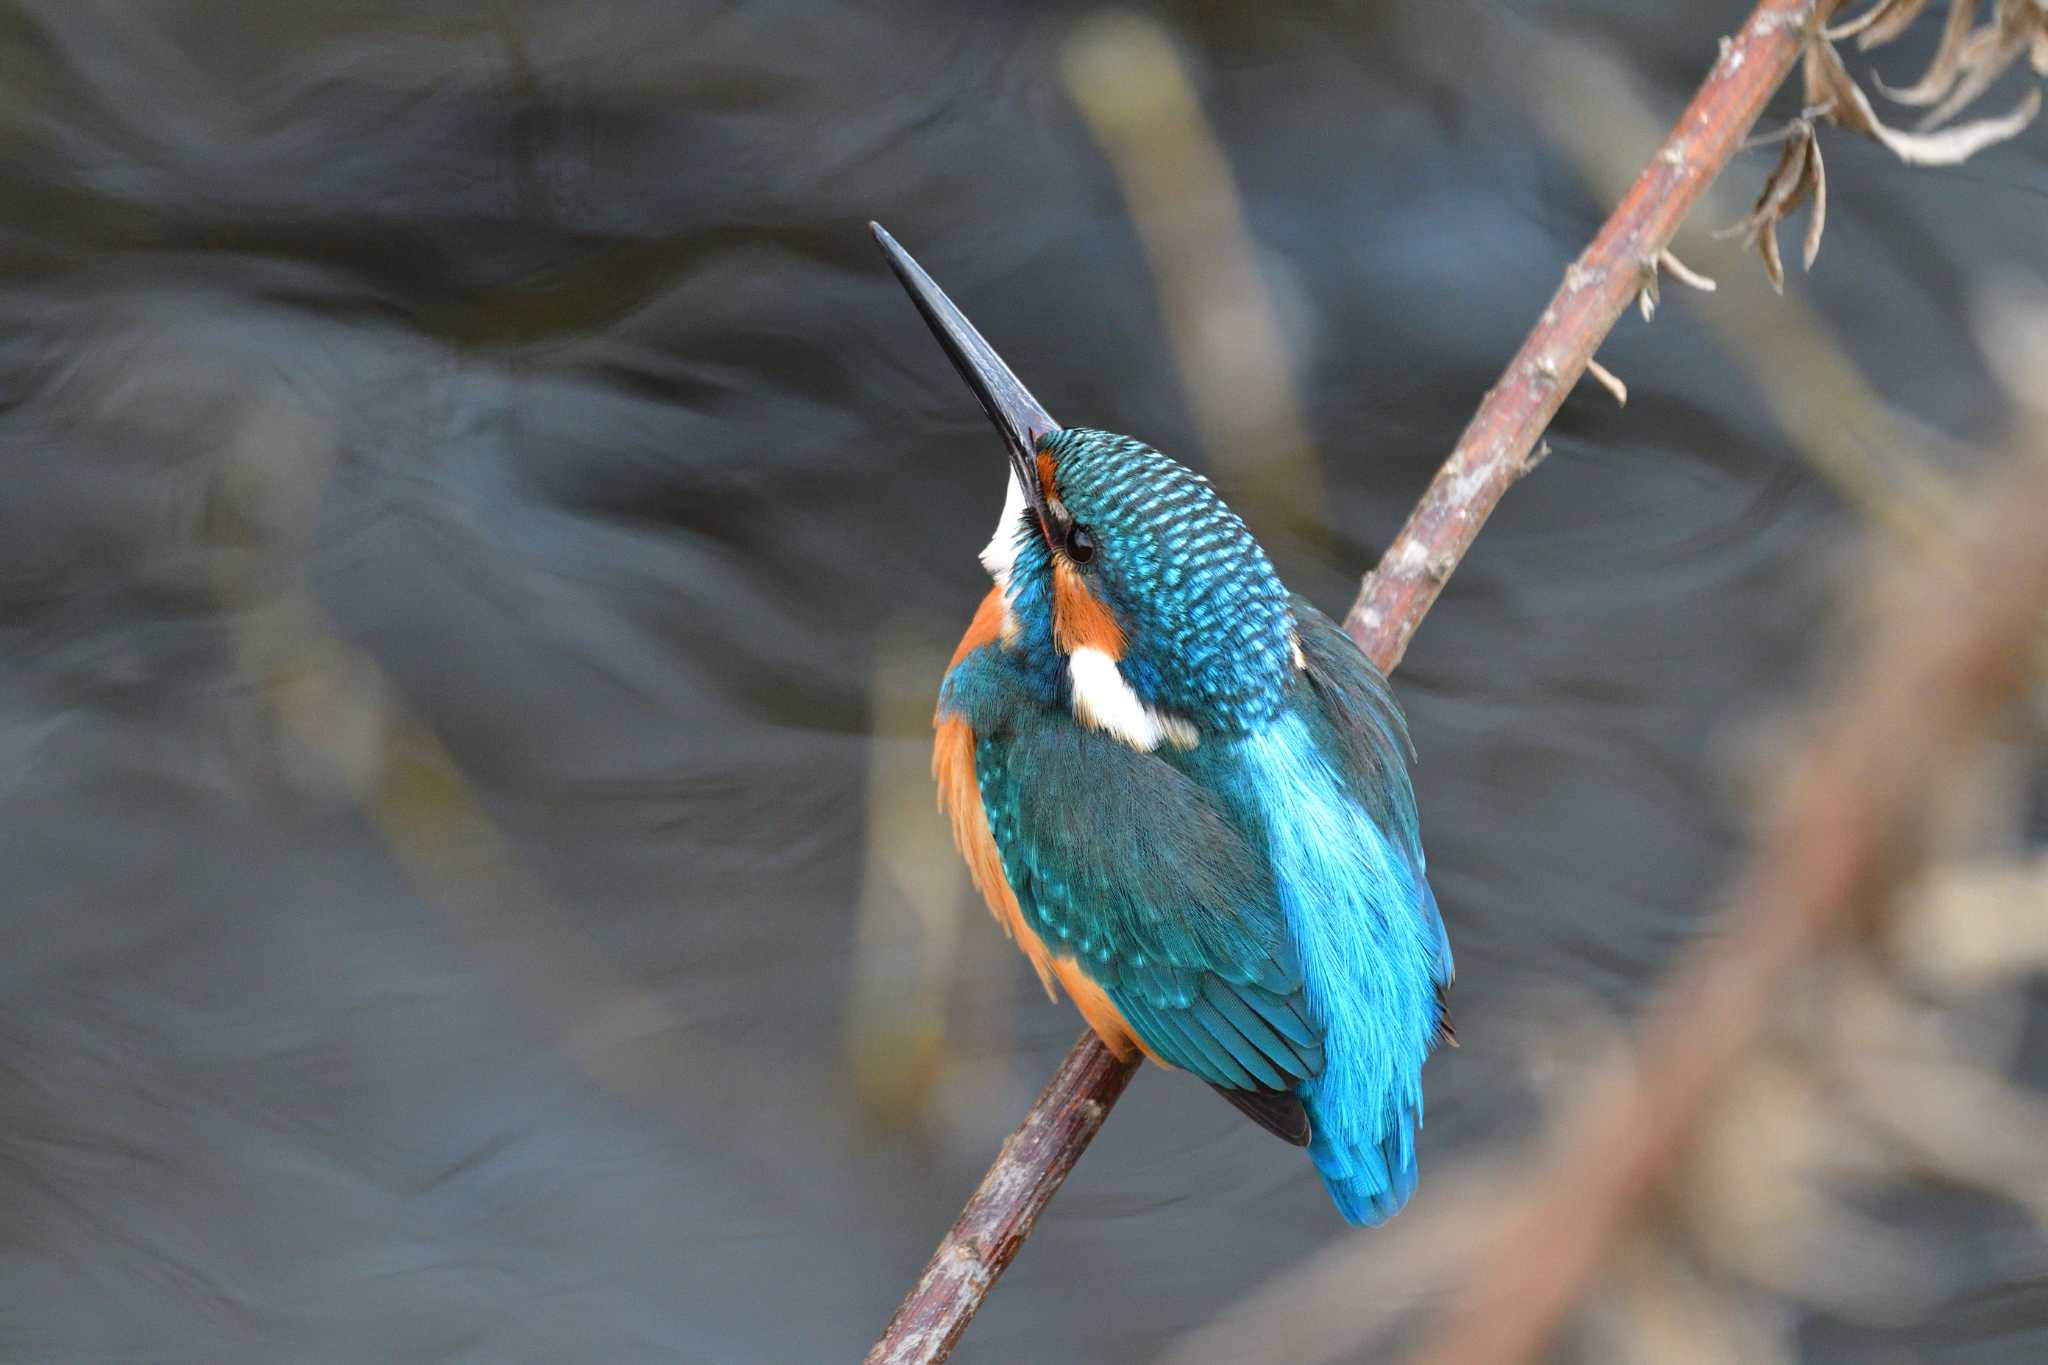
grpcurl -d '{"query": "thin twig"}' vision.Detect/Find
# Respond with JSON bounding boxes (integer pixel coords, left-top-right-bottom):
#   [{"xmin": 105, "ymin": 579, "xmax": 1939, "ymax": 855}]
[
  {"xmin": 863, "ymin": 1034, "xmax": 1137, "ymax": 1365},
  {"xmin": 1525, "ymin": 16, "xmax": 1966, "ymax": 546},
  {"xmin": 1344, "ymin": 0, "xmax": 1836, "ymax": 669},
  {"xmin": 1584, "ymin": 356, "xmax": 1630, "ymax": 406},
  {"xmin": 866, "ymin": 3, "xmax": 1831, "ymax": 1361}
]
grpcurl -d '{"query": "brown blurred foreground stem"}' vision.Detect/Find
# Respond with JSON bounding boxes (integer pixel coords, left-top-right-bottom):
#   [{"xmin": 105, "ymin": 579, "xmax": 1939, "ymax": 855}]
[
  {"xmin": 1402, "ymin": 450, "xmax": 2048, "ymax": 1365},
  {"xmin": 866, "ymin": 3, "xmax": 1832, "ymax": 1361}
]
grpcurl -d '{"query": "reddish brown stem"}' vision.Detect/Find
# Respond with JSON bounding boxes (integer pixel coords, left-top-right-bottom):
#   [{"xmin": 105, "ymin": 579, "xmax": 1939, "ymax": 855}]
[
  {"xmin": 867, "ymin": 3, "xmax": 1830, "ymax": 1361},
  {"xmin": 862, "ymin": 1033, "xmax": 1137, "ymax": 1365},
  {"xmin": 1346, "ymin": 0, "xmax": 1835, "ymax": 667}
]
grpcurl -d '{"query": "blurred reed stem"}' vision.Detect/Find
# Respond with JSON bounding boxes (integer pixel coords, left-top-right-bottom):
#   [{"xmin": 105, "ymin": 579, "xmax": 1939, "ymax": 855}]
[
  {"xmin": 1062, "ymin": 13, "xmax": 1325, "ymax": 540},
  {"xmin": 1401, "ymin": 434, "xmax": 2048, "ymax": 1365}
]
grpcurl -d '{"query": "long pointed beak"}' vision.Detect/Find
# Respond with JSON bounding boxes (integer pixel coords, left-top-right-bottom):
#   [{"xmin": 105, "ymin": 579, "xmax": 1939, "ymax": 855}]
[{"xmin": 870, "ymin": 222, "xmax": 1061, "ymax": 529}]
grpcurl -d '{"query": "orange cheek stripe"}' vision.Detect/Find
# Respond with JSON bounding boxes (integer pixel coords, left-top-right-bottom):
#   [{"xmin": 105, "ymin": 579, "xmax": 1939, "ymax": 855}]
[
  {"xmin": 1052, "ymin": 560, "xmax": 1124, "ymax": 657},
  {"xmin": 1035, "ymin": 451, "xmax": 1124, "ymax": 657}
]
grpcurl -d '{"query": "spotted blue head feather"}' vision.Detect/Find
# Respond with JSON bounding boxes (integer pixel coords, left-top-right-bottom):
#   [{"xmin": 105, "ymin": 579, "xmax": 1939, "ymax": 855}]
[{"xmin": 996, "ymin": 429, "xmax": 1298, "ymax": 733}]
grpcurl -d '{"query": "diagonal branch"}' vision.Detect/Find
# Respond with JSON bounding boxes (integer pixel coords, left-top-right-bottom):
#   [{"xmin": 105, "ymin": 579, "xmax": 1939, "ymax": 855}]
[
  {"xmin": 865, "ymin": 3, "xmax": 1834, "ymax": 1361},
  {"xmin": 1345, "ymin": 0, "xmax": 1841, "ymax": 668}
]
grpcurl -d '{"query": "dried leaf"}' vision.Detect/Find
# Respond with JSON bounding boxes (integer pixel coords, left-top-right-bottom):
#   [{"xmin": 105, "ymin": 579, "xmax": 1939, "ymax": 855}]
[
  {"xmin": 1873, "ymin": 0, "xmax": 1983, "ymax": 105},
  {"xmin": 1895, "ymin": 855, "xmax": 2048, "ymax": 984},
  {"xmin": 1806, "ymin": 36, "xmax": 1884, "ymax": 137},
  {"xmin": 1803, "ymin": 136, "xmax": 1828, "ymax": 271},
  {"xmin": 1862, "ymin": 0, "xmax": 1939, "ymax": 48},
  {"xmin": 1915, "ymin": 29, "xmax": 2025, "ymax": 130},
  {"xmin": 1878, "ymin": 85, "xmax": 2042, "ymax": 163},
  {"xmin": 1762, "ymin": 127, "xmax": 1817, "ymax": 221},
  {"xmin": 1759, "ymin": 210, "xmax": 1786, "ymax": 292},
  {"xmin": 1805, "ymin": 24, "xmax": 2042, "ymax": 167},
  {"xmin": 1824, "ymin": 0, "xmax": 1933, "ymax": 46}
]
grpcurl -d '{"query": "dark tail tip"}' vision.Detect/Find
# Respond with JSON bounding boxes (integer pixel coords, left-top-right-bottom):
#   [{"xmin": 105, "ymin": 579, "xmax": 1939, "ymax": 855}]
[{"xmin": 1210, "ymin": 1083, "xmax": 1311, "ymax": 1146}]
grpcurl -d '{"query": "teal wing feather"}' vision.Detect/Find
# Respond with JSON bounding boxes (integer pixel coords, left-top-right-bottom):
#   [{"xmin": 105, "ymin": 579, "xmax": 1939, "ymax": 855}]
[{"xmin": 945, "ymin": 657, "xmax": 1326, "ymax": 1099}]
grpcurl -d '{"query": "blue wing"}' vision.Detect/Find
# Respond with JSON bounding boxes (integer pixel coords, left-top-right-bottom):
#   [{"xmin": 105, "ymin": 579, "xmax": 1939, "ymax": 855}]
[{"xmin": 942, "ymin": 647, "xmax": 1326, "ymax": 1104}]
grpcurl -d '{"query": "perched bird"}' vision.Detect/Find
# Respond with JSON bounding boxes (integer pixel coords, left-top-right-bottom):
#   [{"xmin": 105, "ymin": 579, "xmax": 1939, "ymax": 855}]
[{"xmin": 873, "ymin": 223, "xmax": 1452, "ymax": 1225}]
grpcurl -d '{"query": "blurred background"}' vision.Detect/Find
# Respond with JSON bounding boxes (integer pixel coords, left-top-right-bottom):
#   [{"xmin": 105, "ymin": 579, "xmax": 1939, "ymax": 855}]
[{"xmin": 2, "ymin": 1, "xmax": 2044, "ymax": 1361}]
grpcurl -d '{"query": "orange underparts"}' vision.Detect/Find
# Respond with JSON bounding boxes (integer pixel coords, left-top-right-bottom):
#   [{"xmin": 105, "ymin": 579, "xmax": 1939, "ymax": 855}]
[
  {"xmin": 946, "ymin": 585, "xmax": 1008, "ymax": 670},
  {"xmin": 933, "ymin": 587, "xmax": 1153, "ymax": 1065}
]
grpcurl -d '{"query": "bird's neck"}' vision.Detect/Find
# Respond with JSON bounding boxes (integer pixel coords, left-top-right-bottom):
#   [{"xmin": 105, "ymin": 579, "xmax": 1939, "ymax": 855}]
[{"xmin": 992, "ymin": 563, "xmax": 1068, "ymax": 705}]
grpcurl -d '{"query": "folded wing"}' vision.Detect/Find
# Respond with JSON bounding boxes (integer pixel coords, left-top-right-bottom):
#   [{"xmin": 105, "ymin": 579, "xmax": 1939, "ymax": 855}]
[{"xmin": 970, "ymin": 706, "xmax": 1326, "ymax": 1135}]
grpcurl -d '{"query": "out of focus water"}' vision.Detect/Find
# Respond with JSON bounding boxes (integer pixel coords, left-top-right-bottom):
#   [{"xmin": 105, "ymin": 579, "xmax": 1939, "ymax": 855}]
[{"xmin": 2, "ymin": 2, "xmax": 2044, "ymax": 1361}]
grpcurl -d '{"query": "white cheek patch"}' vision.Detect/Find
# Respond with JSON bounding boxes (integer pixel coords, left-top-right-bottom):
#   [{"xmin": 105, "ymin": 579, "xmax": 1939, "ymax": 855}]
[
  {"xmin": 1068, "ymin": 646, "xmax": 1198, "ymax": 752},
  {"xmin": 979, "ymin": 470, "xmax": 1030, "ymax": 589}
]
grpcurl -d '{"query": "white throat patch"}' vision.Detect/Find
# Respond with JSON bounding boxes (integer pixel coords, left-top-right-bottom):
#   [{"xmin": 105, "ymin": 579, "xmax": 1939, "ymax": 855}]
[
  {"xmin": 979, "ymin": 470, "xmax": 1030, "ymax": 590},
  {"xmin": 1068, "ymin": 646, "xmax": 1198, "ymax": 752}
]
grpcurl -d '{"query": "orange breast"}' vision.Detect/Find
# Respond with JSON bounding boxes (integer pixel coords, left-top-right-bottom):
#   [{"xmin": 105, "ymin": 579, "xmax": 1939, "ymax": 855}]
[{"xmin": 933, "ymin": 588, "xmax": 1152, "ymax": 1064}]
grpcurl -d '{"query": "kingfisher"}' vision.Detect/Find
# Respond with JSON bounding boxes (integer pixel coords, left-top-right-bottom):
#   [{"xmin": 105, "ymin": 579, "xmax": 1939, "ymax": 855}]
[{"xmin": 872, "ymin": 223, "xmax": 1452, "ymax": 1224}]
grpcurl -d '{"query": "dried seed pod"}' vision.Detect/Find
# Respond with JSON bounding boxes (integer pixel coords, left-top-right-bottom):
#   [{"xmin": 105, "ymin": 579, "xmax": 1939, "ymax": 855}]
[{"xmin": 1724, "ymin": 119, "xmax": 1823, "ymax": 291}]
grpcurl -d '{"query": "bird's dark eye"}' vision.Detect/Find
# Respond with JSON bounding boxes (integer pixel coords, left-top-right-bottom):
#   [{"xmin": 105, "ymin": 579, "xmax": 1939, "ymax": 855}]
[{"xmin": 1065, "ymin": 523, "xmax": 1096, "ymax": 564}]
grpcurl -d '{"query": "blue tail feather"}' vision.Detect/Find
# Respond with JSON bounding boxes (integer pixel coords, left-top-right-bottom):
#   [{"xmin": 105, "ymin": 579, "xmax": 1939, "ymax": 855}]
[
  {"xmin": 1232, "ymin": 708, "xmax": 1448, "ymax": 1226},
  {"xmin": 1306, "ymin": 1091, "xmax": 1419, "ymax": 1226}
]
